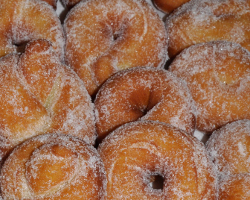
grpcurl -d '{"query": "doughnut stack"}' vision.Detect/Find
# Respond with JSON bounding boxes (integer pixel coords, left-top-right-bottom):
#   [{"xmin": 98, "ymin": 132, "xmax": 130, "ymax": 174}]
[{"xmin": 0, "ymin": 0, "xmax": 250, "ymax": 199}]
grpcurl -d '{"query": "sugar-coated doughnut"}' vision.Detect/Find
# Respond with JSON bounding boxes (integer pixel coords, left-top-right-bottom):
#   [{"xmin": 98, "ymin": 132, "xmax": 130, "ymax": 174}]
[
  {"xmin": 98, "ymin": 121, "xmax": 217, "ymax": 199},
  {"xmin": 95, "ymin": 67, "xmax": 196, "ymax": 141},
  {"xmin": 152, "ymin": 0, "xmax": 190, "ymax": 13},
  {"xmin": 64, "ymin": 0, "xmax": 168, "ymax": 95},
  {"xmin": 0, "ymin": 133, "xmax": 106, "ymax": 199},
  {"xmin": 218, "ymin": 174, "xmax": 250, "ymax": 200},
  {"xmin": 206, "ymin": 119, "xmax": 250, "ymax": 176},
  {"xmin": 169, "ymin": 41, "xmax": 250, "ymax": 133},
  {"xmin": 0, "ymin": 0, "xmax": 64, "ymax": 60},
  {"xmin": 166, "ymin": 0, "xmax": 250, "ymax": 58},
  {"xmin": 0, "ymin": 39, "xmax": 96, "ymax": 160},
  {"xmin": 206, "ymin": 120, "xmax": 250, "ymax": 199}
]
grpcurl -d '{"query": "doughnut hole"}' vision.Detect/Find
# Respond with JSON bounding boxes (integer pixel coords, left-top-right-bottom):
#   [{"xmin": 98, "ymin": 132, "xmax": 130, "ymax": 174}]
[
  {"xmin": 13, "ymin": 41, "xmax": 29, "ymax": 53},
  {"xmin": 25, "ymin": 144, "xmax": 78, "ymax": 196},
  {"xmin": 149, "ymin": 174, "xmax": 165, "ymax": 190}
]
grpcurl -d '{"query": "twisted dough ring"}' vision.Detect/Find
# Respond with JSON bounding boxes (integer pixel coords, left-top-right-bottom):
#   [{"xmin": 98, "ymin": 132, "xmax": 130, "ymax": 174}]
[
  {"xmin": 169, "ymin": 41, "xmax": 250, "ymax": 133},
  {"xmin": 0, "ymin": 0, "xmax": 64, "ymax": 60},
  {"xmin": 0, "ymin": 39, "xmax": 96, "ymax": 159},
  {"xmin": 98, "ymin": 121, "xmax": 217, "ymax": 199},
  {"xmin": 206, "ymin": 120, "xmax": 250, "ymax": 199},
  {"xmin": 95, "ymin": 67, "xmax": 196, "ymax": 141},
  {"xmin": 64, "ymin": 0, "xmax": 168, "ymax": 95},
  {"xmin": 0, "ymin": 133, "xmax": 106, "ymax": 199},
  {"xmin": 166, "ymin": 0, "xmax": 250, "ymax": 58},
  {"xmin": 206, "ymin": 119, "xmax": 250, "ymax": 176}
]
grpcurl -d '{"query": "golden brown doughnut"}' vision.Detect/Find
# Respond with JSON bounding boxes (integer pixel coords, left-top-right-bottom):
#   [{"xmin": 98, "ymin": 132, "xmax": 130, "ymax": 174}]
[
  {"xmin": 0, "ymin": 39, "xmax": 96, "ymax": 159},
  {"xmin": 0, "ymin": 133, "xmax": 106, "ymax": 199},
  {"xmin": 206, "ymin": 120, "xmax": 250, "ymax": 199},
  {"xmin": 166, "ymin": 0, "xmax": 250, "ymax": 58},
  {"xmin": 0, "ymin": 0, "xmax": 64, "ymax": 60},
  {"xmin": 95, "ymin": 67, "xmax": 196, "ymax": 141},
  {"xmin": 98, "ymin": 121, "xmax": 217, "ymax": 199},
  {"xmin": 218, "ymin": 174, "xmax": 250, "ymax": 200},
  {"xmin": 64, "ymin": 0, "xmax": 168, "ymax": 95},
  {"xmin": 169, "ymin": 41, "xmax": 250, "ymax": 133},
  {"xmin": 152, "ymin": 0, "xmax": 190, "ymax": 13},
  {"xmin": 206, "ymin": 119, "xmax": 250, "ymax": 176}
]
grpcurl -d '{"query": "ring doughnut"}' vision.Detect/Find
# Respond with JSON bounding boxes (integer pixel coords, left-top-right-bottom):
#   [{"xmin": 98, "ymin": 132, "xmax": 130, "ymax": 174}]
[
  {"xmin": 206, "ymin": 120, "xmax": 250, "ymax": 199},
  {"xmin": 0, "ymin": 39, "xmax": 96, "ymax": 160},
  {"xmin": 166, "ymin": 0, "xmax": 250, "ymax": 58},
  {"xmin": 0, "ymin": 133, "xmax": 106, "ymax": 199},
  {"xmin": 98, "ymin": 121, "xmax": 217, "ymax": 199},
  {"xmin": 64, "ymin": 0, "xmax": 168, "ymax": 95},
  {"xmin": 169, "ymin": 41, "xmax": 250, "ymax": 133},
  {"xmin": 0, "ymin": 0, "xmax": 64, "ymax": 60},
  {"xmin": 206, "ymin": 119, "xmax": 250, "ymax": 176},
  {"xmin": 94, "ymin": 67, "xmax": 196, "ymax": 141},
  {"xmin": 152, "ymin": 0, "xmax": 190, "ymax": 13}
]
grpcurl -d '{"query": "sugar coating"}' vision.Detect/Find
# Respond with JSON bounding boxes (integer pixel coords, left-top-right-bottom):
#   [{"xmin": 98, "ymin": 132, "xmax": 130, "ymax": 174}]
[
  {"xmin": 206, "ymin": 119, "xmax": 250, "ymax": 176},
  {"xmin": 98, "ymin": 121, "xmax": 217, "ymax": 199},
  {"xmin": 95, "ymin": 67, "xmax": 196, "ymax": 141},
  {"xmin": 0, "ymin": 133, "xmax": 106, "ymax": 199},
  {"xmin": 218, "ymin": 174, "xmax": 250, "ymax": 199},
  {"xmin": 0, "ymin": 0, "xmax": 64, "ymax": 60},
  {"xmin": 206, "ymin": 120, "xmax": 250, "ymax": 199},
  {"xmin": 0, "ymin": 40, "xmax": 96, "ymax": 162},
  {"xmin": 64, "ymin": 0, "xmax": 168, "ymax": 95},
  {"xmin": 166, "ymin": 0, "xmax": 250, "ymax": 58},
  {"xmin": 169, "ymin": 41, "xmax": 250, "ymax": 133}
]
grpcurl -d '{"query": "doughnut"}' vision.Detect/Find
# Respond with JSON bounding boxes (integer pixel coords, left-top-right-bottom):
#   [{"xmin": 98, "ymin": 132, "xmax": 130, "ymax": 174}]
[
  {"xmin": 0, "ymin": 0, "xmax": 64, "ymax": 60},
  {"xmin": 206, "ymin": 119, "xmax": 250, "ymax": 176},
  {"xmin": 218, "ymin": 174, "xmax": 250, "ymax": 200},
  {"xmin": 98, "ymin": 121, "xmax": 217, "ymax": 199},
  {"xmin": 94, "ymin": 67, "xmax": 196, "ymax": 141},
  {"xmin": 64, "ymin": 0, "xmax": 168, "ymax": 95},
  {"xmin": 169, "ymin": 41, "xmax": 250, "ymax": 133},
  {"xmin": 152, "ymin": 0, "xmax": 190, "ymax": 13},
  {"xmin": 166, "ymin": 0, "xmax": 250, "ymax": 58},
  {"xmin": 206, "ymin": 120, "xmax": 250, "ymax": 199},
  {"xmin": 0, "ymin": 133, "xmax": 106, "ymax": 199},
  {"xmin": 0, "ymin": 39, "xmax": 96, "ymax": 160}
]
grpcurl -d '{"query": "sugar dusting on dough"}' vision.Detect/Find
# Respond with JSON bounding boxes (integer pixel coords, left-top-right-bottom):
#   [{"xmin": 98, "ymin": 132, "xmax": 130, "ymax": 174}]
[
  {"xmin": 99, "ymin": 121, "xmax": 216, "ymax": 199},
  {"xmin": 64, "ymin": 0, "xmax": 168, "ymax": 94},
  {"xmin": 95, "ymin": 67, "xmax": 196, "ymax": 140},
  {"xmin": 166, "ymin": 0, "xmax": 250, "ymax": 57},
  {"xmin": 169, "ymin": 41, "xmax": 250, "ymax": 132},
  {"xmin": 0, "ymin": 134, "xmax": 107, "ymax": 199}
]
